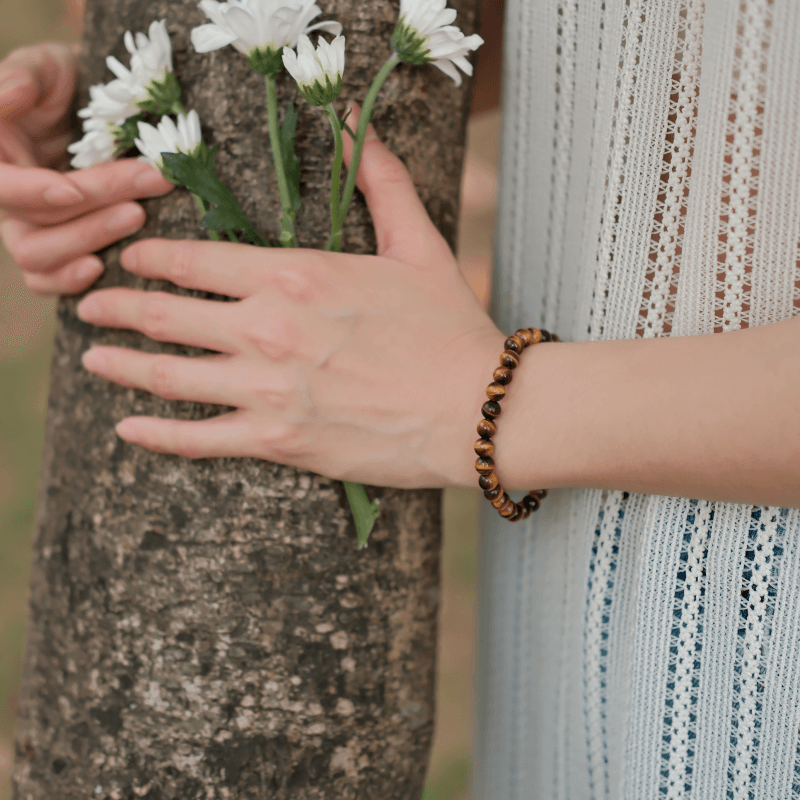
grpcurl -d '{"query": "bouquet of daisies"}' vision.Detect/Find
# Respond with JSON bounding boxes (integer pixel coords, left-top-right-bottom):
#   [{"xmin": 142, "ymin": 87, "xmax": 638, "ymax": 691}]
[{"xmin": 69, "ymin": 0, "xmax": 483, "ymax": 547}]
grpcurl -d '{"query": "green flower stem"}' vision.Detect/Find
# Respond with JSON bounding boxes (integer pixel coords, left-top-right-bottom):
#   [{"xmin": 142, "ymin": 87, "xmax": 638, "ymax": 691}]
[
  {"xmin": 225, "ymin": 228, "xmax": 238, "ymax": 243},
  {"xmin": 172, "ymin": 101, "xmax": 188, "ymax": 115},
  {"xmin": 192, "ymin": 193, "xmax": 220, "ymax": 240},
  {"xmin": 325, "ymin": 53, "xmax": 399, "ymax": 252},
  {"xmin": 265, "ymin": 75, "xmax": 297, "ymax": 247},
  {"xmin": 323, "ymin": 103, "xmax": 344, "ymax": 253},
  {"xmin": 344, "ymin": 481, "xmax": 381, "ymax": 549}
]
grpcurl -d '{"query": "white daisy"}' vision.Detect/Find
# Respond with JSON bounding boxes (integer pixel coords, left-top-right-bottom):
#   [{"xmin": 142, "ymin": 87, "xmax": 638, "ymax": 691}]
[
  {"xmin": 282, "ymin": 34, "xmax": 344, "ymax": 105},
  {"xmin": 106, "ymin": 19, "xmax": 174, "ymax": 106},
  {"xmin": 391, "ymin": 0, "xmax": 483, "ymax": 86},
  {"xmin": 134, "ymin": 110, "xmax": 204, "ymax": 170},
  {"xmin": 77, "ymin": 80, "xmax": 138, "ymax": 127},
  {"xmin": 191, "ymin": 0, "xmax": 342, "ymax": 75},
  {"xmin": 67, "ymin": 123, "xmax": 117, "ymax": 169}
]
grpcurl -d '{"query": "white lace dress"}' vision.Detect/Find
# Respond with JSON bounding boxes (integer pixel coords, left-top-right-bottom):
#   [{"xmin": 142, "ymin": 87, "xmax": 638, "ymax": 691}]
[{"xmin": 473, "ymin": 0, "xmax": 800, "ymax": 797}]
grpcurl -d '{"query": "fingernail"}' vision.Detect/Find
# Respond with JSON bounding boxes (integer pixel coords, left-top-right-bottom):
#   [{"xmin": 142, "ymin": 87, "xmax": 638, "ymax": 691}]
[
  {"xmin": 75, "ymin": 257, "xmax": 103, "ymax": 284},
  {"xmin": 81, "ymin": 348, "xmax": 106, "ymax": 372},
  {"xmin": 135, "ymin": 166, "xmax": 168, "ymax": 193},
  {"xmin": 121, "ymin": 246, "xmax": 139, "ymax": 273},
  {"xmin": 115, "ymin": 419, "xmax": 138, "ymax": 441},
  {"xmin": 43, "ymin": 183, "xmax": 85, "ymax": 206},
  {"xmin": 106, "ymin": 204, "xmax": 144, "ymax": 233},
  {"xmin": 0, "ymin": 77, "xmax": 27, "ymax": 97},
  {"xmin": 76, "ymin": 295, "xmax": 98, "ymax": 321}
]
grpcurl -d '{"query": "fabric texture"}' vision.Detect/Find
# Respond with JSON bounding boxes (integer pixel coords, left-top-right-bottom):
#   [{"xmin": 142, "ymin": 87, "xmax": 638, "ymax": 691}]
[{"xmin": 473, "ymin": 0, "xmax": 800, "ymax": 797}]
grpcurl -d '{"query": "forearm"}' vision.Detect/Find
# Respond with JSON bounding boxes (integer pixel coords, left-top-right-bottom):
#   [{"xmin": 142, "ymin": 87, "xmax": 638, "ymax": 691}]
[{"xmin": 489, "ymin": 317, "xmax": 800, "ymax": 508}]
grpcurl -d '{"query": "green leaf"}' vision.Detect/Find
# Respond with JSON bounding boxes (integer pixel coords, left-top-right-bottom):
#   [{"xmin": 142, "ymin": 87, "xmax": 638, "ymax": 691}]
[
  {"xmin": 162, "ymin": 152, "xmax": 269, "ymax": 247},
  {"xmin": 279, "ymin": 104, "xmax": 302, "ymax": 220}
]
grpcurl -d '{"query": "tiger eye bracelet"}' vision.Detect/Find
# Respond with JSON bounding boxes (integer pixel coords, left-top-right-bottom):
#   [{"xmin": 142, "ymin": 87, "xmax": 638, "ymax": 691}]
[{"xmin": 475, "ymin": 327, "xmax": 560, "ymax": 521}]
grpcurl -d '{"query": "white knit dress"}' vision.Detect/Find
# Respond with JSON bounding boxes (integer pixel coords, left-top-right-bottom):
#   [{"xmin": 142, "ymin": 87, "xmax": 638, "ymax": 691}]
[{"xmin": 473, "ymin": 0, "xmax": 800, "ymax": 798}]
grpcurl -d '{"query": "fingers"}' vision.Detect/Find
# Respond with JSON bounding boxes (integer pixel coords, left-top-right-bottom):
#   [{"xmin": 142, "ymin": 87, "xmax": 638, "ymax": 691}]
[
  {"xmin": 0, "ymin": 121, "xmax": 37, "ymax": 167},
  {"xmin": 0, "ymin": 43, "xmax": 76, "ymax": 131},
  {"xmin": 77, "ymin": 288, "xmax": 240, "ymax": 354},
  {"xmin": 342, "ymin": 104, "xmax": 450, "ymax": 266},
  {"xmin": 114, "ymin": 410, "xmax": 259, "ymax": 460},
  {"xmin": 120, "ymin": 238, "xmax": 280, "ymax": 298},
  {"xmin": 2, "ymin": 202, "xmax": 145, "ymax": 277},
  {"xmin": 82, "ymin": 347, "xmax": 238, "ymax": 406},
  {"xmin": 22, "ymin": 255, "xmax": 103, "ymax": 296},
  {"xmin": 0, "ymin": 163, "xmax": 85, "ymax": 213},
  {"xmin": 0, "ymin": 159, "xmax": 173, "ymax": 223}
]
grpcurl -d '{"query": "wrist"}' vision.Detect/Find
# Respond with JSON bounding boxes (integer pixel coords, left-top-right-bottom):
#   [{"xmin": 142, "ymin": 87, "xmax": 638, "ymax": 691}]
[
  {"xmin": 480, "ymin": 331, "xmax": 572, "ymax": 494},
  {"xmin": 425, "ymin": 325, "xmax": 505, "ymax": 490}
]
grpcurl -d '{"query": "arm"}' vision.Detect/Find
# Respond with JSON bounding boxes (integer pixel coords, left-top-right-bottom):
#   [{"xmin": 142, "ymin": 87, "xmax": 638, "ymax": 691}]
[
  {"xmin": 73, "ymin": 113, "xmax": 800, "ymax": 510},
  {"xmin": 495, "ymin": 320, "xmax": 800, "ymax": 508}
]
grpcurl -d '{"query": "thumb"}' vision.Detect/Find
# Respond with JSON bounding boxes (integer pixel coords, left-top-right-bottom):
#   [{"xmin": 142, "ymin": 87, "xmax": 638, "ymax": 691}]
[{"xmin": 342, "ymin": 103, "xmax": 451, "ymax": 266}]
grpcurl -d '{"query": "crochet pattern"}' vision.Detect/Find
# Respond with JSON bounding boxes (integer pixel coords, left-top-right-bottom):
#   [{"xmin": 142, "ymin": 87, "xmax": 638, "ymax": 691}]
[{"xmin": 475, "ymin": 0, "xmax": 800, "ymax": 797}]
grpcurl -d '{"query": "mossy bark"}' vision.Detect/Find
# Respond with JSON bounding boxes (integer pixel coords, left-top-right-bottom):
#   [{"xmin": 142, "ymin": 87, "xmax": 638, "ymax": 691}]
[{"xmin": 12, "ymin": 1, "xmax": 477, "ymax": 797}]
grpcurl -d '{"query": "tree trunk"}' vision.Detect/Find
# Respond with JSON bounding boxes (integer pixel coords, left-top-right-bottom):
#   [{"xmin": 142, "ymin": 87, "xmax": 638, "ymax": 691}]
[{"xmin": 12, "ymin": 1, "xmax": 477, "ymax": 797}]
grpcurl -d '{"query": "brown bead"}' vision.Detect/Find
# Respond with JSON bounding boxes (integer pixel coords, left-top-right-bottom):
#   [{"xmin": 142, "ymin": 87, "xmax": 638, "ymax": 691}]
[
  {"xmin": 481, "ymin": 400, "xmax": 501, "ymax": 419},
  {"xmin": 507, "ymin": 507, "xmax": 524, "ymax": 522},
  {"xmin": 493, "ymin": 366, "xmax": 513, "ymax": 385},
  {"xmin": 486, "ymin": 382, "xmax": 506, "ymax": 401},
  {"xmin": 530, "ymin": 328, "xmax": 543, "ymax": 344},
  {"xmin": 477, "ymin": 419, "xmax": 497, "ymax": 439},
  {"xmin": 474, "ymin": 439, "xmax": 495, "ymax": 457},
  {"xmin": 491, "ymin": 491, "xmax": 510, "ymax": 509},
  {"xmin": 523, "ymin": 494, "xmax": 541, "ymax": 512},
  {"xmin": 504, "ymin": 335, "xmax": 524, "ymax": 353},
  {"xmin": 498, "ymin": 499, "xmax": 517, "ymax": 517},
  {"xmin": 540, "ymin": 329, "xmax": 553, "ymax": 343},
  {"xmin": 500, "ymin": 350, "xmax": 520, "ymax": 369},
  {"xmin": 484, "ymin": 485, "xmax": 502, "ymax": 501},
  {"xmin": 478, "ymin": 472, "xmax": 499, "ymax": 491},
  {"xmin": 515, "ymin": 328, "xmax": 534, "ymax": 347},
  {"xmin": 475, "ymin": 457, "xmax": 495, "ymax": 475}
]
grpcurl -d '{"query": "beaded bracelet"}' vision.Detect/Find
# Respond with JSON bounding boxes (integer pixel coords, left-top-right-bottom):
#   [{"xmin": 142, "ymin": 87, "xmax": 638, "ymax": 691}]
[{"xmin": 475, "ymin": 327, "xmax": 559, "ymax": 522}]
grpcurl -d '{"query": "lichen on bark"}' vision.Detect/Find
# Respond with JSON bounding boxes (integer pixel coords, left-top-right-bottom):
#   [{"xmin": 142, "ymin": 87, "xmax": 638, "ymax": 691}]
[{"xmin": 12, "ymin": 1, "xmax": 477, "ymax": 797}]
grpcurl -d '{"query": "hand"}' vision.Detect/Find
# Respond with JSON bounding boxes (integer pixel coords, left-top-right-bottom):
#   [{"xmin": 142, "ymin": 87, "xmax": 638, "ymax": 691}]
[
  {"xmin": 0, "ymin": 42, "xmax": 174, "ymax": 295},
  {"xmin": 76, "ymin": 124, "xmax": 503, "ymax": 488}
]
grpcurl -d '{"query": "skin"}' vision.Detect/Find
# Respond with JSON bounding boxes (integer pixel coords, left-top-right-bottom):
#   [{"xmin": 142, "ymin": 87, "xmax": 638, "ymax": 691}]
[
  {"xmin": 5, "ymin": 26, "xmax": 800, "ymax": 510},
  {"xmin": 0, "ymin": 42, "xmax": 175, "ymax": 295}
]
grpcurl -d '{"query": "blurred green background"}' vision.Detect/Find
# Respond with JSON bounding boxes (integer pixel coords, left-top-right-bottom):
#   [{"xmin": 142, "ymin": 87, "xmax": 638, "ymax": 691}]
[{"xmin": 0, "ymin": 4, "xmax": 498, "ymax": 796}]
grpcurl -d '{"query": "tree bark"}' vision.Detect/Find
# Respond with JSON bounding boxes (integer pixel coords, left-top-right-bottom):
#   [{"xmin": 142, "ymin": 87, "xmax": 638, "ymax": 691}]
[{"xmin": 12, "ymin": 1, "xmax": 477, "ymax": 797}]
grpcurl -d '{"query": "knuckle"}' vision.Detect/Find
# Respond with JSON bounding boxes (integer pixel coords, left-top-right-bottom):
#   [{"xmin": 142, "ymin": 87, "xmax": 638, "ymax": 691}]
[
  {"xmin": 169, "ymin": 242, "xmax": 196, "ymax": 286},
  {"xmin": 141, "ymin": 293, "xmax": 172, "ymax": 340},
  {"xmin": 9, "ymin": 238, "xmax": 38, "ymax": 272},
  {"xmin": 241, "ymin": 315, "xmax": 297, "ymax": 362},
  {"xmin": 260, "ymin": 423, "xmax": 307, "ymax": 460},
  {"xmin": 149, "ymin": 356, "xmax": 177, "ymax": 400},
  {"xmin": 252, "ymin": 375, "xmax": 293, "ymax": 406},
  {"xmin": 22, "ymin": 272, "xmax": 49, "ymax": 296},
  {"xmin": 273, "ymin": 257, "xmax": 327, "ymax": 303},
  {"xmin": 370, "ymin": 149, "xmax": 410, "ymax": 188}
]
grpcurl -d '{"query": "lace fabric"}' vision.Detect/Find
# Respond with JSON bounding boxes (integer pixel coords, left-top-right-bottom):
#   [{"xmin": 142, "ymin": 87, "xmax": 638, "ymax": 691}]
[{"xmin": 475, "ymin": 0, "xmax": 800, "ymax": 797}]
